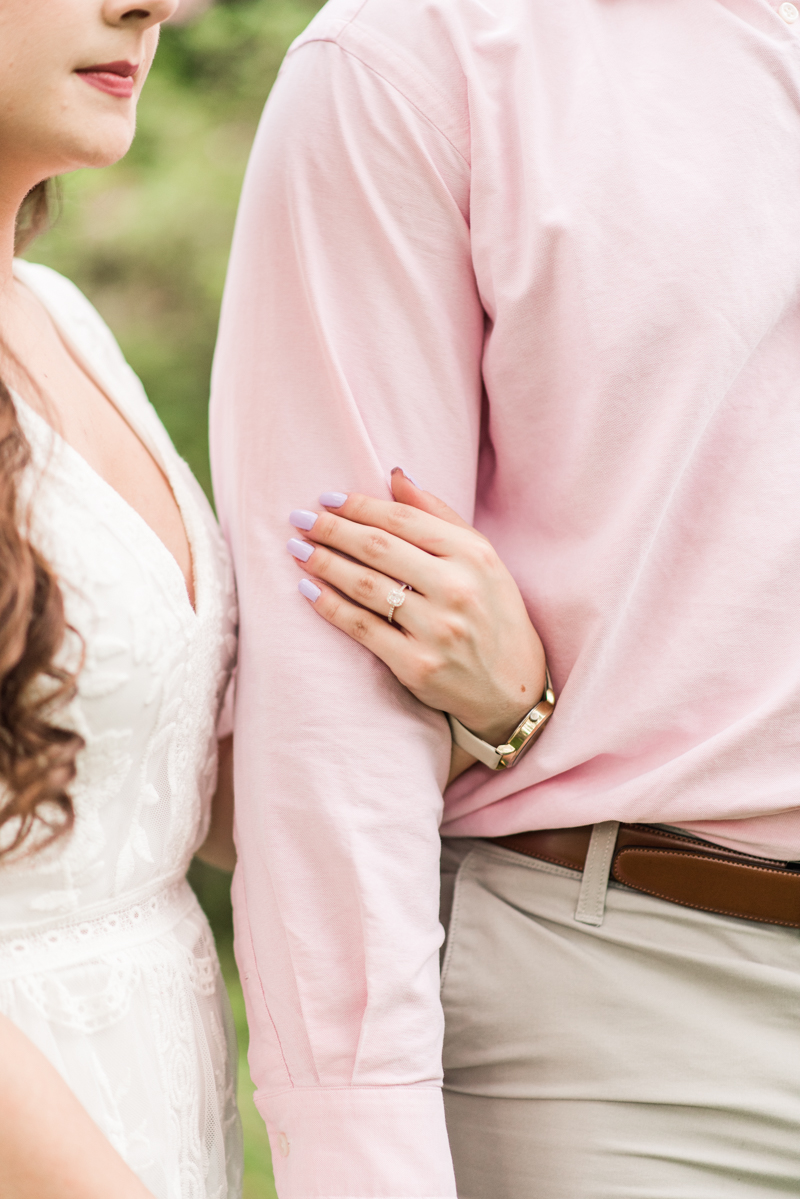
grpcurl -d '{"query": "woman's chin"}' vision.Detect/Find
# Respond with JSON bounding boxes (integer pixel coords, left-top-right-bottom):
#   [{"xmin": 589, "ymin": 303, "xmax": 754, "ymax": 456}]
[
  {"xmin": 54, "ymin": 123, "xmax": 137, "ymax": 173},
  {"xmin": 83, "ymin": 137, "xmax": 136, "ymax": 170}
]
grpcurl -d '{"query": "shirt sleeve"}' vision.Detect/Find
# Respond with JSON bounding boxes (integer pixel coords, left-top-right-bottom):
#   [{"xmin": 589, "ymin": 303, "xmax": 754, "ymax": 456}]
[{"xmin": 210, "ymin": 31, "xmax": 482, "ymax": 1198}]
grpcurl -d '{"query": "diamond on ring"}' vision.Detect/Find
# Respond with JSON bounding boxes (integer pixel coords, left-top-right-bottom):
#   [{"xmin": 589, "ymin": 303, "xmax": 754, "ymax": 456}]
[{"xmin": 387, "ymin": 583, "xmax": 410, "ymax": 623}]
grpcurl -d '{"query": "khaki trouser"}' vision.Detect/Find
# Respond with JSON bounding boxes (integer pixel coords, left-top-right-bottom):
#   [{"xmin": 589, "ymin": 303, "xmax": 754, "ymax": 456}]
[{"xmin": 440, "ymin": 837, "xmax": 800, "ymax": 1198}]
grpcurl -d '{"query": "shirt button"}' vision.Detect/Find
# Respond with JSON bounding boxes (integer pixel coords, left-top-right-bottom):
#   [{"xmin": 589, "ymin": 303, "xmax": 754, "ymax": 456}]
[
  {"xmin": 779, "ymin": 1, "xmax": 799, "ymax": 21},
  {"xmin": 276, "ymin": 1132, "xmax": 290, "ymax": 1158}
]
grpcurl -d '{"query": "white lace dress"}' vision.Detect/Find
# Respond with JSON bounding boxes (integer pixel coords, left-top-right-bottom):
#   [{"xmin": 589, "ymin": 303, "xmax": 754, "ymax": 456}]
[{"xmin": 0, "ymin": 260, "xmax": 243, "ymax": 1199}]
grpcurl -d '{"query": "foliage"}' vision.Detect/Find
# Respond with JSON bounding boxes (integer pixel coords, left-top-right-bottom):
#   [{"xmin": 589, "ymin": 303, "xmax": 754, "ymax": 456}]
[
  {"xmin": 29, "ymin": 2, "xmax": 324, "ymax": 1192},
  {"xmin": 30, "ymin": 0, "xmax": 321, "ymax": 496},
  {"xmin": 189, "ymin": 856, "xmax": 281, "ymax": 1196}
]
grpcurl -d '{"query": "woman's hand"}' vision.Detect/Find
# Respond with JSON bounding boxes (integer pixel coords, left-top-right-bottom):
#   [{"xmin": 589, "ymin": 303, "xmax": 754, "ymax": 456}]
[{"xmin": 288, "ymin": 469, "xmax": 547, "ymax": 779}]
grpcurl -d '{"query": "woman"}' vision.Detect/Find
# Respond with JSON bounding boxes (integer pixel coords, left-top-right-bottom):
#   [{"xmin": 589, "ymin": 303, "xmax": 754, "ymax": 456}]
[{"xmin": 0, "ymin": 3, "xmax": 240, "ymax": 1196}]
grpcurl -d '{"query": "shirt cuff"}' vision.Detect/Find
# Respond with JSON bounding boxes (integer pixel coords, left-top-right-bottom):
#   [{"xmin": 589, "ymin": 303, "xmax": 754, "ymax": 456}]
[{"xmin": 255, "ymin": 1085, "xmax": 457, "ymax": 1198}]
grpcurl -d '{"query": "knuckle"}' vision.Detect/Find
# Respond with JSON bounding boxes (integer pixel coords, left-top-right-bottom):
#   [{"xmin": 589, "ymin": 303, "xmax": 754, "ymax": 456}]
[
  {"xmin": 346, "ymin": 494, "xmax": 370, "ymax": 521},
  {"xmin": 315, "ymin": 512, "xmax": 337, "ymax": 541},
  {"xmin": 349, "ymin": 615, "xmax": 371, "ymax": 642},
  {"xmin": 437, "ymin": 613, "xmax": 470, "ymax": 645},
  {"xmin": 385, "ymin": 503, "xmax": 414, "ymax": 533},
  {"xmin": 310, "ymin": 549, "xmax": 331, "ymax": 579},
  {"xmin": 353, "ymin": 572, "xmax": 378, "ymax": 600},
  {"xmin": 364, "ymin": 532, "xmax": 391, "ymax": 558},
  {"xmin": 475, "ymin": 545, "xmax": 498, "ymax": 573},
  {"xmin": 464, "ymin": 537, "xmax": 497, "ymax": 572},
  {"xmin": 442, "ymin": 579, "xmax": 475, "ymax": 612},
  {"xmin": 408, "ymin": 652, "xmax": 445, "ymax": 690},
  {"xmin": 325, "ymin": 594, "xmax": 343, "ymax": 624}
]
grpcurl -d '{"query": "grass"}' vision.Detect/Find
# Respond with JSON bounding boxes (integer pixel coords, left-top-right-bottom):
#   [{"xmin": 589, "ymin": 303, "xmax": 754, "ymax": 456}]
[
  {"xmin": 189, "ymin": 859, "xmax": 277, "ymax": 1197},
  {"xmin": 220, "ymin": 942, "xmax": 278, "ymax": 1198}
]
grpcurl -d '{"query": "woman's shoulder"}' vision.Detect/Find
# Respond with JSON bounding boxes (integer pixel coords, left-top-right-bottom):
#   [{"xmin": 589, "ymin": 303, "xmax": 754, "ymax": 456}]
[
  {"xmin": 13, "ymin": 259, "xmax": 178, "ymax": 462},
  {"xmin": 14, "ymin": 260, "xmax": 229, "ymax": 561},
  {"xmin": 13, "ymin": 259, "xmax": 130, "ymax": 377},
  {"xmin": 13, "ymin": 258, "xmax": 95, "ymax": 308}
]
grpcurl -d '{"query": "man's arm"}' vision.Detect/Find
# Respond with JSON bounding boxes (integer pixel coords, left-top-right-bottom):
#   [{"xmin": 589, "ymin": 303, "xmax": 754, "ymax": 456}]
[{"xmin": 210, "ymin": 26, "xmax": 481, "ymax": 1197}]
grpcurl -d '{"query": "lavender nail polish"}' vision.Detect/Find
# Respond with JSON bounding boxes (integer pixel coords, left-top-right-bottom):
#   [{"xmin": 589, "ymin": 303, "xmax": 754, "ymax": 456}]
[
  {"xmin": 319, "ymin": 491, "xmax": 347, "ymax": 508},
  {"xmin": 287, "ymin": 538, "xmax": 314, "ymax": 562},
  {"xmin": 393, "ymin": 467, "xmax": 422, "ymax": 488},
  {"xmin": 290, "ymin": 509, "xmax": 318, "ymax": 531},
  {"xmin": 298, "ymin": 579, "xmax": 321, "ymax": 602}
]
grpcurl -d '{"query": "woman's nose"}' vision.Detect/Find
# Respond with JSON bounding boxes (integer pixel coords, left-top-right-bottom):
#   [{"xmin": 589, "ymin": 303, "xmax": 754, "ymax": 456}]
[{"xmin": 102, "ymin": 0, "xmax": 180, "ymax": 29}]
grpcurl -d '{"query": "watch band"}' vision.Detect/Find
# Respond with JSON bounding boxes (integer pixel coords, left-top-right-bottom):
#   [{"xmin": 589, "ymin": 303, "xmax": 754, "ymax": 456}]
[{"xmin": 447, "ymin": 668, "xmax": 555, "ymax": 771}]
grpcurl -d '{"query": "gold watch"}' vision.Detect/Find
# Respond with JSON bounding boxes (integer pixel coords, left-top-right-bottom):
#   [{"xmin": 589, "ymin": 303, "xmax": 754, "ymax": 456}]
[{"xmin": 447, "ymin": 669, "xmax": 555, "ymax": 771}]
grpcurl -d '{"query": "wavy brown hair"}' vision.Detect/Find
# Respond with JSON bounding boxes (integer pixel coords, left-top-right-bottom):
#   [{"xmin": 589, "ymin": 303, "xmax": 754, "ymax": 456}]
[{"xmin": 0, "ymin": 180, "xmax": 84, "ymax": 859}]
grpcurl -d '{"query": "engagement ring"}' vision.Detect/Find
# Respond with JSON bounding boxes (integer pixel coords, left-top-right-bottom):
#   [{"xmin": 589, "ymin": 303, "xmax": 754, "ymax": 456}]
[{"xmin": 387, "ymin": 583, "xmax": 411, "ymax": 623}]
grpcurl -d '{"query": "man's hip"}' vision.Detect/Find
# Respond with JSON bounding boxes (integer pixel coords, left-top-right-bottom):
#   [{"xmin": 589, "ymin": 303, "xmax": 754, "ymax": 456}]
[{"xmin": 439, "ymin": 836, "xmax": 800, "ymax": 1196}]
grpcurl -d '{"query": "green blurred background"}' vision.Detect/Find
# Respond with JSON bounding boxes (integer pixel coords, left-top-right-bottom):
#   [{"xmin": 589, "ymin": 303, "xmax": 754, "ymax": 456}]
[{"xmin": 26, "ymin": 2, "xmax": 324, "ymax": 1193}]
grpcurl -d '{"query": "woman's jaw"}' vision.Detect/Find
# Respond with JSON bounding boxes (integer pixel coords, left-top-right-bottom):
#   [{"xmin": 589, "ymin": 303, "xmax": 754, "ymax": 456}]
[{"xmin": 0, "ymin": 0, "xmax": 178, "ymax": 270}]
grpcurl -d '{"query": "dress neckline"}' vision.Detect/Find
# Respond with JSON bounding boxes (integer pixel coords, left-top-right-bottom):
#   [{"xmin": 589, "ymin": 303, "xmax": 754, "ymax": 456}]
[{"xmin": 10, "ymin": 260, "xmax": 199, "ymax": 621}]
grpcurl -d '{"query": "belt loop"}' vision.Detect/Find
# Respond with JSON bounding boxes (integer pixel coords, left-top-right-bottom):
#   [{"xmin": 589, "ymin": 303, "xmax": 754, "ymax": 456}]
[{"xmin": 574, "ymin": 821, "xmax": 620, "ymax": 927}]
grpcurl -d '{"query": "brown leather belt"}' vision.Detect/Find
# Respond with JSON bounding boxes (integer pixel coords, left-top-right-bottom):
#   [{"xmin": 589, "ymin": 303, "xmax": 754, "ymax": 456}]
[{"xmin": 487, "ymin": 824, "xmax": 800, "ymax": 928}]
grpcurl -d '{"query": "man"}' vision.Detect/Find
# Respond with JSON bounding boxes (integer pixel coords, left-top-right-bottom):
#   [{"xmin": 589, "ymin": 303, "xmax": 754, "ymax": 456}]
[{"xmin": 210, "ymin": 0, "xmax": 800, "ymax": 1194}]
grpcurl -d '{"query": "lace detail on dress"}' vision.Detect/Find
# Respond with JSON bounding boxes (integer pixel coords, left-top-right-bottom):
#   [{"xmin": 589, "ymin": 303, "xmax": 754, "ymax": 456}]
[
  {"xmin": 0, "ymin": 260, "xmax": 242, "ymax": 1199},
  {"xmin": 144, "ymin": 914, "xmax": 232, "ymax": 1199},
  {"xmin": 0, "ymin": 876, "xmax": 193, "ymax": 980}
]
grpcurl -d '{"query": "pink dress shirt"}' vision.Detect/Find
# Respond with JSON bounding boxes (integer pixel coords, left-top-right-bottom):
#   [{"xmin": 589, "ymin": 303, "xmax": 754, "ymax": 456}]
[{"xmin": 210, "ymin": 0, "xmax": 800, "ymax": 1191}]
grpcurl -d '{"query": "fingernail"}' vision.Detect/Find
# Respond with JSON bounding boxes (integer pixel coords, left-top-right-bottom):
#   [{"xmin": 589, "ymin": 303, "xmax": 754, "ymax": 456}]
[
  {"xmin": 298, "ymin": 579, "xmax": 321, "ymax": 602},
  {"xmin": 319, "ymin": 491, "xmax": 347, "ymax": 508},
  {"xmin": 287, "ymin": 538, "xmax": 314, "ymax": 562},
  {"xmin": 392, "ymin": 467, "xmax": 422, "ymax": 488},
  {"xmin": 290, "ymin": 509, "xmax": 318, "ymax": 530}
]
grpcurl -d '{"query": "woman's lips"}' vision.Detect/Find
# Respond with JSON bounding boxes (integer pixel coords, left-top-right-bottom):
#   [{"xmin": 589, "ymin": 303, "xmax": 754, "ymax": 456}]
[{"xmin": 75, "ymin": 61, "xmax": 138, "ymax": 99}]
